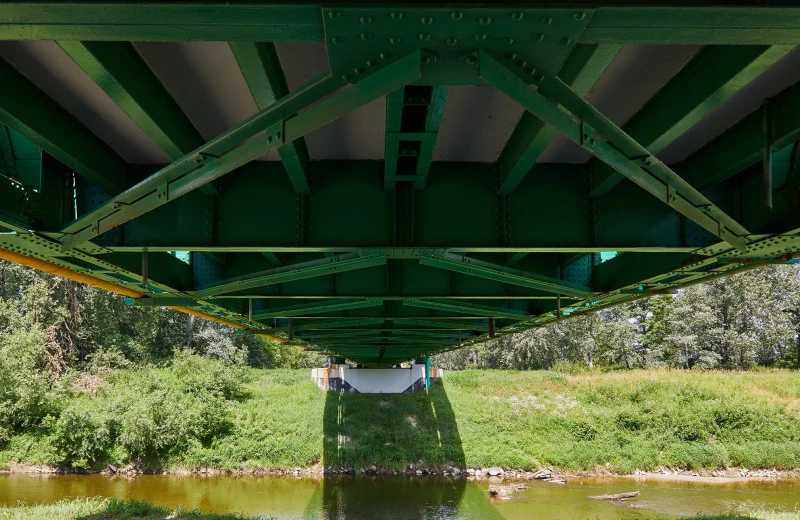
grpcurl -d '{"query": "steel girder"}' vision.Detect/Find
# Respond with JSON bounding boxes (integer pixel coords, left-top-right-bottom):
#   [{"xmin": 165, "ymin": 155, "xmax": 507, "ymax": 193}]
[
  {"xmin": 478, "ymin": 51, "xmax": 750, "ymax": 251},
  {"xmin": 3, "ymin": 3, "xmax": 800, "ymax": 365},
  {"xmin": 3, "ymin": 4, "xmax": 800, "ymax": 45}
]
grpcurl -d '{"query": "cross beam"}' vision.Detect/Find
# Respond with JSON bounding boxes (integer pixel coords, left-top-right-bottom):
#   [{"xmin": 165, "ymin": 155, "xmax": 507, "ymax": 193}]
[
  {"xmin": 192, "ymin": 253, "xmax": 387, "ymax": 299},
  {"xmin": 230, "ymin": 41, "xmax": 312, "ymax": 194},
  {"xmin": 60, "ymin": 51, "xmax": 422, "ymax": 248},
  {"xmin": 589, "ymin": 45, "xmax": 792, "ymax": 197},
  {"xmin": 478, "ymin": 51, "xmax": 750, "ymax": 251}
]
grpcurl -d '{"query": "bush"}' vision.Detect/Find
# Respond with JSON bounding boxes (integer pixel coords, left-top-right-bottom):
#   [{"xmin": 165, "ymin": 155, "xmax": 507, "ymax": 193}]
[
  {"xmin": 171, "ymin": 350, "xmax": 248, "ymax": 400},
  {"xmin": 53, "ymin": 407, "xmax": 110, "ymax": 468}
]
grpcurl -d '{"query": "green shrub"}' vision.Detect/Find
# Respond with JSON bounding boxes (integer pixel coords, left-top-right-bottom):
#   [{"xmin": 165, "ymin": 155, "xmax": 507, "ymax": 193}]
[
  {"xmin": 571, "ymin": 419, "xmax": 598, "ymax": 440},
  {"xmin": 53, "ymin": 407, "xmax": 110, "ymax": 468},
  {"xmin": 673, "ymin": 415, "xmax": 714, "ymax": 442},
  {"xmin": 172, "ymin": 350, "xmax": 248, "ymax": 400},
  {"xmin": 615, "ymin": 410, "xmax": 651, "ymax": 432}
]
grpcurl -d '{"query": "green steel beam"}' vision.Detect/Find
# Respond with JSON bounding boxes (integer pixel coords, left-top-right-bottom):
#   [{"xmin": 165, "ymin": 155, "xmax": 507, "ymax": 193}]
[
  {"xmin": 415, "ymin": 87, "xmax": 447, "ymax": 190},
  {"xmin": 6, "ymin": 5, "xmax": 800, "ymax": 45},
  {"xmin": 497, "ymin": 43, "xmax": 621, "ymax": 195},
  {"xmin": 403, "ymin": 298, "xmax": 528, "ymax": 319},
  {"xmin": 0, "ymin": 58, "xmax": 127, "ymax": 195},
  {"xmin": 392, "ymin": 318, "xmax": 488, "ymax": 332},
  {"xmin": 57, "ymin": 41, "xmax": 219, "ymax": 199},
  {"xmin": 58, "ymin": 41, "xmax": 204, "ymax": 161},
  {"xmin": 230, "ymin": 41, "xmax": 312, "ymax": 194},
  {"xmin": 300, "ymin": 329, "xmax": 465, "ymax": 340},
  {"xmin": 294, "ymin": 318, "xmax": 386, "ymax": 331},
  {"xmin": 61, "ymin": 51, "xmax": 422, "ymax": 248},
  {"xmin": 581, "ymin": 7, "xmax": 800, "ymax": 45},
  {"xmin": 253, "ymin": 299, "xmax": 384, "ymax": 319},
  {"xmin": 261, "ymin": 252, "xmax": 282, "ymax": 266},
  {"xmin": 124, "ymin": 297, "xmax": 199, "ymax": 307},
  {"xmin": 383, "ymin": 89, "xmax": 403, "ymax": 189},
  {"xmin": 0, "ymin": 125, "xmax": 41, "ymax": 189},
  {"xmin": 589, "ymin": 45, "xmax": 793, "ymax": 197},
  {"xmin": 478, "ymin": 51, "xmax": 750, "ymax": 252},
  {"xmin": 679, "ymin": 77, "xmax": 800, "ymax": 190},
  {"xmin": 384, "ymin": 86, "xmax": 448, "ymax": 190},
  {"xmin": 192, "ymin": 253, "xmax": 387, "ymax": 298},
  {"xmin": 100, "ymin": 162, "xmax": 716, "ymax": 252},
  {"xmin": 419, "ymin": 252, "xmax": 592, "ymax": 298},
  {"xmin": 320, "ymin": 337, "xmax": 452, "ymax": 346},
  {"xmin": 0, "ymin": 3, "xmax": 324, "ymax": 41},
  {"xmin": 4, "ymin": 5, "xmax": 800, "ymax": 45}
]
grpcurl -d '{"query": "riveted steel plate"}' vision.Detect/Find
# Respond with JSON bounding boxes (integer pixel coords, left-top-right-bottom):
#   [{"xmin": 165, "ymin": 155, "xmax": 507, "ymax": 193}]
[{"xmin": 323, "ymin": 7, "xmax": 593, "ymax": 85}]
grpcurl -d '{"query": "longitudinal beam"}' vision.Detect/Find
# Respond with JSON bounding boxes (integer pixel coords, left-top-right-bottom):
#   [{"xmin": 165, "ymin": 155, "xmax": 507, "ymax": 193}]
[
  {"xmin": 230, "ymin": 41, "xmax": 312, "ymax": 194},
  {"xmin": 680, "ymin": 77, "xmax": 800, "ymax": 190},
  {"xmin": 192, "ymin": 253, "xmax": 387, "ymax": 299},
  {"xmin": 384, "ymin": 86, "xmax": 448, "ymax": 190},
  {"xmin": 0, "ymin": 58, "xmax": 127, "ymax": 194},
  {"xmin": 5, "ymin": 5, "xmax": 800, "ymax": 45},
  {"xmin": 253, "ymin": 299, "xmax": 383, "ymax": 319},
  {"xmin": 392, "ymin": 318, "xmax": 488, "ymax": 332},
  {"xmin": 61, "ymin": 51, "xmax": 422, "ymax": 249},
  {"xmin": 58, "ymin": 41, "xmax": 219, "ymax": 198},
  {"xmin": 497, "ymin": 43, "xmax": 621, "ymax": 195},
  {"xmin": 403, "ymin": 298, "xmax": 528, "ymax": 320},
  {"xmin": 294, "ymin": 318, "xmax": 386, "ymax": 331},
  {"xmin": 581, "ymin": 7, "xmax": 800, "ymax": 45},
  {"xmin": 59, "ymin": 41, "xmax": 204, "ymax": 161},
  {"xmin": 0, "ymin": 4, "xmax": 324, "ymax": 41},
  {"xmin": 419, "ymin": 252, "xmax": 592, "ymax": 299},
  {"xmin": 478, "ymin": 51, "xmax": 750, "ymax": 251},
  {"xmin": 589, "ymin": 45, "xmax": 792, "ymax": 197}
]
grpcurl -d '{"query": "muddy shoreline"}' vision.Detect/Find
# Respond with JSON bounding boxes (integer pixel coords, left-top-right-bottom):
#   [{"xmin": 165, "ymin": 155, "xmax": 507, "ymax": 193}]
[{"xmin": 2, "ymin": 462, "xmax": 798, "ymax": 483}]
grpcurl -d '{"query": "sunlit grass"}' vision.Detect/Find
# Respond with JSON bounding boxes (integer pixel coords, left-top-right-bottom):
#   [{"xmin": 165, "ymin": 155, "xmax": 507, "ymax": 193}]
[
  {"xmin": 0, "ymin": 497, "xmax": 267, "ymax": 519},
  {"xmin": 0, "ymin": 498, "xmax": 797, "ymax": 520},
  {"xmin": 1, "ymin": 368, "xmax": 799, "ymax": 474}
]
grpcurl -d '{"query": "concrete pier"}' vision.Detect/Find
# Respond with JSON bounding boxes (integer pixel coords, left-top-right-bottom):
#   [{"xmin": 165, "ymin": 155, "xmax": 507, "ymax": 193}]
[{"xmin": 311, "ymin": 362, "xmax": 442, "ymax": 393}]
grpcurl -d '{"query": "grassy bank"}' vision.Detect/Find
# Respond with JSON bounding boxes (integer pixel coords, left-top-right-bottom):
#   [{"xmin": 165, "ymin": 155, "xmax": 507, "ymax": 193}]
[
  {"xmin": 1, "ymin": 366, "xmax": 800, "ymax": 474},
  {"xmin": 0, "ymin": 498, "xmax": 252, "ymax": 519},
  {"xmin": 0, "ymin": 498, "xmax": 797, "ymax": 520}
]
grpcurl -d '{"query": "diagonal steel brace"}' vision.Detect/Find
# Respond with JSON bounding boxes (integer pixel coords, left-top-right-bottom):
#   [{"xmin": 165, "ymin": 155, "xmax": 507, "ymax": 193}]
[{"xmin": 478, "ymin": 50, "xmax": 750, "ymax": 252}]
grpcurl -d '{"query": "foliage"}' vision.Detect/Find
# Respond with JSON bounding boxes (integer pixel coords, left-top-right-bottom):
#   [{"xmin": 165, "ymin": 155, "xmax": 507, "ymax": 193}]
[
  {"xmin": 0, "ymin": 497, "xmax": 262, "ymax": 519},
  {"xmin": 436, "ymin": 265, "xmax": 800, "ymax": 371},
  {"xmin": 2, "ymin": 368, "xmax": 799, "ymax": 474}
]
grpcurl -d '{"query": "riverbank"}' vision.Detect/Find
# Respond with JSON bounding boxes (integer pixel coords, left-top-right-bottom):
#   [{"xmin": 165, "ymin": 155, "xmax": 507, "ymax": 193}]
[
  {"xmin": 0, "ymin": 497, "xmax": 797, "ymax": 520},
  {"xmin": 2, "ymin": 368, "xmax": 799, "ymax": 475}
]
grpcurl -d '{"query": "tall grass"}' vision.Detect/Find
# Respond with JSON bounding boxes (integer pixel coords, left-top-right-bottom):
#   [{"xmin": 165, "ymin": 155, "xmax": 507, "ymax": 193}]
[
  {"xmin": 1, "ymin": 368, "xmax": 799, "ymax": 474},
  {"xmin": 0, "ymin": 498, "xmax": 796, "ymax": 520},
  {"xmin": 0, "ymin": 497, "xmax": 265, "ymax": 519}
]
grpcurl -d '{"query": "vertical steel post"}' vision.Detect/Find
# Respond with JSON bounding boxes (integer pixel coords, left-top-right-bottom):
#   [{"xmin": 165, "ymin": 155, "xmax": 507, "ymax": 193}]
[
  {"xmin": 248, "ymin": 298, "xmax": 253, "ymax": 323},
  {"xmin": 763, "ymin": 100, "xmax": 773, "ymax": 209},
  {"xmin": 488, "ymin": 318, "xmax": 496, "ymax": 338},
  {"xmin": 288, "ymin": 318, "xmax": 295, "ymax": 341},
  {"xmin": 425, "ymin": 357, "xmax": 431, "ymax": 390},
  {"xmin": 141, "ymin": 249, "xmax": 149, "ymax": 289}
]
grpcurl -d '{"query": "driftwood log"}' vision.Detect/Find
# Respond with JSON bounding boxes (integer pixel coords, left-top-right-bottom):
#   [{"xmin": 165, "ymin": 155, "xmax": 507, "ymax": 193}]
[{"xmin": 587, "ymin": 491, "xmax": 640, "ymax": 501}]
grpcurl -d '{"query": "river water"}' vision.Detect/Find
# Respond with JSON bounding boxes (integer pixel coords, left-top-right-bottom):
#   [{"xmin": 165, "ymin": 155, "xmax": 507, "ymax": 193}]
[{"xmin": 1, "ymin": 474, "xmax": 799, "ymax": 518}]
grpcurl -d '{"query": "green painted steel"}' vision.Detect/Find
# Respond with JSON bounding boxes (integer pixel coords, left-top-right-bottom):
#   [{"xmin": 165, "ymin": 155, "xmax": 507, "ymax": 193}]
[
  {"xmin": 0, "ymin": 58, "xmax": 127, "ymax": 194},
  {"xmin": 478, "ymin": 51, "xmax": 749, "ymax": 251},
  {"xmin": 230, "ymin": 41, "xmax": 312, "ymax": 194},
  {"xmin": 589, "ymin": 45, "xmax": 793, "ymax": 197},
  {"xmin": 497, "ymin": 43, "xmax": 621, "ymax": 195},
  {"xmin": 2, "ymin": 2, "xmax": 800, "ymax": 365}
]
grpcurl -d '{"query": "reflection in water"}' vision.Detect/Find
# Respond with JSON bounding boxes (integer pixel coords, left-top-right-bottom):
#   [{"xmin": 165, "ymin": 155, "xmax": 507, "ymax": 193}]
[{"xmin": 2, "ymin": 474, "xmax": 800, "ymax": 519}]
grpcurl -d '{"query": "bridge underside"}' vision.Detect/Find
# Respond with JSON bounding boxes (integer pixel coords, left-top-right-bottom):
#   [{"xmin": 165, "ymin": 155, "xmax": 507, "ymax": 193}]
[{"xmin": 3, "ymin": 2, "xmax": 800, "ymax": 365}]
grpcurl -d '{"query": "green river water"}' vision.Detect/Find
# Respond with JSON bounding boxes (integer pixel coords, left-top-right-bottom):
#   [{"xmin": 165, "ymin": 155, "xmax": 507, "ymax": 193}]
[{"xmin": 1, "ymin": 474, "xmax": 799, "ymax": 519}]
